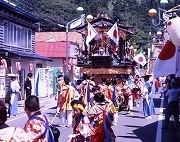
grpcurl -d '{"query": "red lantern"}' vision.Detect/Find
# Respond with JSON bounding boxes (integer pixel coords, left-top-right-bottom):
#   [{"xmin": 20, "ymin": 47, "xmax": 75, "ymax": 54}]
[
  {"xmin": 29, "ymin": 63, "xmax": 33, "ymax": 72},
  {"xmin": 1, "ymin": 59, "xmax": 7, "ymax": 68},
  {"xmin": 15, "ymin": 62, "xmax": 21, "ymax": 71}
]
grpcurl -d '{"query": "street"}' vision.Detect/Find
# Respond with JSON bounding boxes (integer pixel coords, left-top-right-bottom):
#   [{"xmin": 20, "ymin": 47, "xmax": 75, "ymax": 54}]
[{"xmin": 6, "ymin": 93, "xmax": 179, "ymax": 142}]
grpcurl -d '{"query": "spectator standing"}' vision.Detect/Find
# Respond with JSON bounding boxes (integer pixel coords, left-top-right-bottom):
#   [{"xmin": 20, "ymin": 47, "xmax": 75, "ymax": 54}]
[
  {"xmin": 7, "ymin": 74, "xmax": 20, "ymax": 118},
  {"xmin": 162, "ymin": 79, "xmax": 180, "ymax": 131},
  {"xmin": 24, "ymin": 72, "xmax": 33, "ymax": 98}
]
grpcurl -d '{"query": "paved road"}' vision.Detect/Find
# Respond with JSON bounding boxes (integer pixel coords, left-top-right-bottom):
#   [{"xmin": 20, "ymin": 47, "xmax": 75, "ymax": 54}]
[{"xmin": 6, "ymin": 93, "xmax": 179, "ymax": 142}]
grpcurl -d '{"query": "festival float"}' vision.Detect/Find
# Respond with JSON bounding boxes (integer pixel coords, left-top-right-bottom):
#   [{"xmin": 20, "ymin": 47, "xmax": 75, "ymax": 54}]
[{"xmin": 73, "ymin": 13, "xmax": 135, "ymax": 83}]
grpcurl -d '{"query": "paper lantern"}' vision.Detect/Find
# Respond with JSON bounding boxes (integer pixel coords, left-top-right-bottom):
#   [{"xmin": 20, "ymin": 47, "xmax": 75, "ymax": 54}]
[
  {"xmin": 15, "ymin": 62, "xmax": 21, "ymax": 71},
  {"xmin": 29, "ymin": 63, "xmax": 33, "ymax": 72},
  {"xmin": 1, "ymin": 59, "xmax": 7, "ymax": 68},
  {"xmin": 167, "ymin": 17, "xmax": 180, "ymax": 47},
  {"xmin": 68, "ymin": 65, "xmax": 71, "ymax": 71}
]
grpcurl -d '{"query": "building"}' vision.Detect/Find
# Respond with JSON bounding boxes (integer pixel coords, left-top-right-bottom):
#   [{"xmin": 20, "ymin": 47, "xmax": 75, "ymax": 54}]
[{"xmin": 0, "ymin": 0, "xmax": 51, "ymax": 99}]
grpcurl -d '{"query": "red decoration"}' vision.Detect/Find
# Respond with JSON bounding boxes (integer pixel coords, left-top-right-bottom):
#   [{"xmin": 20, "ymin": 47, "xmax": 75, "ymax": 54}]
[
  {"xmin": 1, "ymin": 59, "xmax": 7, "ymax": 68},
  {"xmin": 15, "ymin": 62, "xmax": 21, "ymax": 71},
  {"xmin": 29, "ymin": 63, "xmax": 33, "ymax": 72}
]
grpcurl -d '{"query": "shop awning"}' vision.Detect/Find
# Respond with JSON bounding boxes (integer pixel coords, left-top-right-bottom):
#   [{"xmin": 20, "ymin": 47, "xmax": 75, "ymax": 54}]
[
  {"xmin": 0, "ymin": 48, "xmax": 52, "ymax": 61},
  {"xmin": 80, "ymin": 67, "xmax": 132, "ymax": 74}
]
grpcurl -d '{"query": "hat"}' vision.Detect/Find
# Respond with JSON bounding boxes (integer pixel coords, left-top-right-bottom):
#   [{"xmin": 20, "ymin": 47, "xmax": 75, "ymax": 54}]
[{"xmin": 7, "ymin": 73, "xmax": 19, "ymax": 77}]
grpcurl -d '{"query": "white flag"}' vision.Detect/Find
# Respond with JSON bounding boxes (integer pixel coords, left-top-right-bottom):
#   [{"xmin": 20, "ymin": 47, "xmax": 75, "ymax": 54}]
[
  {"xmin": 153, "ymin": 40, "xmax": 177, "ymax": 78},
  {"xmin": 134, "ymin": 53, "xmax": 147, "ymax": 66},
  {"xmin": 107, "ymin": 23, "xmax": 119, "ymax": 45},
  {"xmin": 86, "ymin": 22, "xmax": 98, "ymax": 46}
]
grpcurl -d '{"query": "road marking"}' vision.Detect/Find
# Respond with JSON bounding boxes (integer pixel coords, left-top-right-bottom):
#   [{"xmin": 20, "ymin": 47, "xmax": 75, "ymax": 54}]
[{"xmin": 155, "ymin": 93, "xmax": 164, "ymax": 142}]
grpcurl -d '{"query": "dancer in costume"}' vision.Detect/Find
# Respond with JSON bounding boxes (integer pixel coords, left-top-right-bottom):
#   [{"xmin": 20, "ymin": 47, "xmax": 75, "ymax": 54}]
[
  {"xmin": 88, "ymin": 92, "xmax": 116, "ymax": 142},
  {"xmin": 57, "ymin": 75, "xmax": 75, "ymax": 127},
  {"xmin": 142, "ymin": 74, "xmax": 155, "ymax": 119},
  {"xmin": 78, "ymin": 74, "xmax": 95, "ymax": 110},
  {"xmin": 68, "ymin": 101, "xmax": 92, "ymax": 142}
]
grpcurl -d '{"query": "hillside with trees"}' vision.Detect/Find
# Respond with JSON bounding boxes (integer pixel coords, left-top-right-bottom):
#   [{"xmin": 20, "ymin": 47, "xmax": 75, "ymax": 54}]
[{"xmin": 9, "ymin": 0, "xmax": 180, "ymax": 54}]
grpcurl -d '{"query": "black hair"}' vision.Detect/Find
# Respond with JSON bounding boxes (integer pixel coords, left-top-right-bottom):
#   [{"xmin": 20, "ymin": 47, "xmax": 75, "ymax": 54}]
[
  {"xmin": 52, "ymin": 126, "xmax": 60, "ymax": 142},
  {"xmin": 57, "ymin": 74, "xmax": 63, "ymax": 78},
  {"xmin": 112, "ymin": 78, "xmax": 117, "ymax": 85},
  {"xmin": 105, "ymin": 78, "xmax": 112, "ymax": 86},
  {"xmin": 71, "ymin": 100, "xmax": 78, "ymax": 107},
  {"xmin": 25, "ymin": 96, "xmax": 40, "ymax": 112},
  {"xmin": 64, "ymin": 75, "xmax": 70, "ymax": 85},
  {"xmin": 0, "ymin": 101, "xmax": 7, "ymax": 125},
  {"xmin": 101, "ymin": 76, "xmax": 107, "ymax": 83},
  {"xmin": 94, "ymin": 92, "xmax": 105, "ymax": 103},
  {"xmin": 91, "ymin": 85, "xmax": 100, "ymax": 92},
  {"xmin": 86, "ymin": 74, "xmax": 91, "ymax": 80},
  {"xmin": 27, "ymin": 72, "xmax": 33, "ymax": 78}
]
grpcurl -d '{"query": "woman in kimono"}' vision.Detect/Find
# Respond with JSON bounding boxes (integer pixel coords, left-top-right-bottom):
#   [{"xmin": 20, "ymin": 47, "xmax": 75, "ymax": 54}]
[
  {"xmin": 142, "ymin": 75, "xmax": 155, "ymax": 119},
  {"xmin": 7, "ymin": 74, "xmax": 21, "ymax": 118},
  {"xmin": 68, "ymin": 101, "xmax": 92, "ymax": 142},
  {"xmin": 88, "ymin": 92, "xmax": 116, "ymax": 142},
  {"xmin": 0, "ymin": 101, "xmax": 30, "ymax": 141}
]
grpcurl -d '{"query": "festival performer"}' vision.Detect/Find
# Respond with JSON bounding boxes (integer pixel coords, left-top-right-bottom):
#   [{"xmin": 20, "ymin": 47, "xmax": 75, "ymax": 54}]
[
  {"xmin": 121, "ymin": 79, "xmax": 133, "ymax": 115},
  {"xmin": 142, "ymin": 74, "xmax": 155, "ymax": 119},
  {"xmin": 132, "ymin": 75, "xmax": 142, "ymax": 107},
  {"xmin": 7, "ymin": 74, "xmax": 21, "ymax": 118},
  {"xmin": 68, "ymin": 101, "xmax": 92, "ymax": 142},
  {"xmin": 88, "ymin": 92, "xmax": 116, "ymax": 142},
  {"xmin": 99, "ymin": 78, "xmax": 113, "ymax": 101},
  {"xmin": 78, "ymin": 74, "xmax": 95, "ymax": 110},
  {"xmin": 57, "ymin": 75, "xmax": 75, "ymax": 127}
]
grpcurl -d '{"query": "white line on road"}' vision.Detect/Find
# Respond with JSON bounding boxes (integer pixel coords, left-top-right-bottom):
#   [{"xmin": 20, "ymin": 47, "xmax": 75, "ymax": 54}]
[{"xmin": 155, "ymin": 93, "xmax": 164, "ymax": 142}]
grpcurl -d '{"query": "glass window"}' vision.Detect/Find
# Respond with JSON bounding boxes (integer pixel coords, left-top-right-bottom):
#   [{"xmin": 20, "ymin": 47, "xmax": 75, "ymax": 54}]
[{"xmin": 3, "ymin": 22, "xmax": 32, "ymax": 49}]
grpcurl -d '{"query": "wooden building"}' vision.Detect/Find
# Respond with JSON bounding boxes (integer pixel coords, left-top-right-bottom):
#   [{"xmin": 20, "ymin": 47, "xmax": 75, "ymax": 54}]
[{"xmin": 73, "ymin": 13, "xmax": 135, "ymax": 84}]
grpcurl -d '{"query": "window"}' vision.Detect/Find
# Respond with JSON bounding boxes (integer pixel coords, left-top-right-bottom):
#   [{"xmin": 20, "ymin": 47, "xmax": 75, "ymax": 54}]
[{"xmin": 4, "ymin": 22, "xmax": 32, "ymax": 49}]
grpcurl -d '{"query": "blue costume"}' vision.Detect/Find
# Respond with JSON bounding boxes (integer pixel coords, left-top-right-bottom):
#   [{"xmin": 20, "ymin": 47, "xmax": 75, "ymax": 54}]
[{"xmin": 142, "ymin": 81, "xmax": 155, "ymax": 118}]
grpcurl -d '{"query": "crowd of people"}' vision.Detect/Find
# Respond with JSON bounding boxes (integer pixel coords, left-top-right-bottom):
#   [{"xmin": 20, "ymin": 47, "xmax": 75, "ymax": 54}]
[
  {"xmin": 55, "ymin": 73, "xmax": 159, "ymax": 141},
  {"xmin": 1, "ymin": 72, "xmax": 179, "ymax": 142}
]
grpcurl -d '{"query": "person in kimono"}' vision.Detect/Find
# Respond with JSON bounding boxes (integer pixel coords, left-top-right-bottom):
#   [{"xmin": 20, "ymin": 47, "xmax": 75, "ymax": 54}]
[
  {"xmin": 57, "ymin": 75, "xmax": 75, "ymax": 127},
  {"xmin": 24, "ymin": 72, "xmax": 33, "ymax": 98},
  {"xmin": 88, "ymin": 92, "xmax": 116, "ymax": 142},
  {"xmin": 142, "ymin": 74, "xmax": 155, "ymax": 119},
  {"xmin": 7, "ymin": 74, "xmax": 21, "ymax": 118},
  {"xmin": 121, "ymin": 79, "xmax": 133, "ymax": 115},
  {"xmin": 24, "ymin": 95, "xmax": 54, "ymax": 141},
  {"xmin": 99, "ymin": 78, "xmax": 114, "ymax": 101},
  {"xmin": 68, "ymin": 101, "xmax": 92, "ymax": 142},
  {"xmin": 78, "ymin": 74, "xmax": 95, "ymax": 110},
  {"xmin": 0, "ymin": 100, "xmax": 31, "ymax": 141}
]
